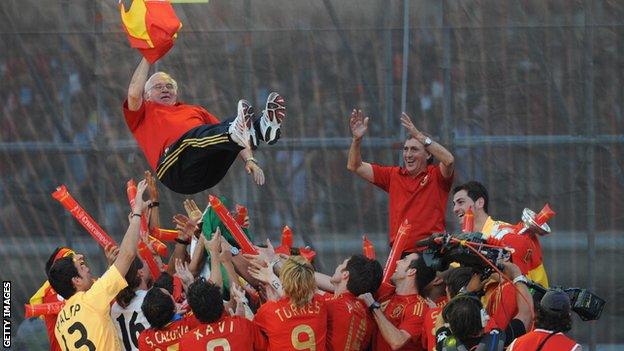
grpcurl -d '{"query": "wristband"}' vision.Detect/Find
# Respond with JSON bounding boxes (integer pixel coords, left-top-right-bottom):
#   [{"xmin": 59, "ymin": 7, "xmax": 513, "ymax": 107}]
[
  {"xmin": 512, "ymin": 275, "xmax": 528, "ymax": 285},
  {"xmin": 175, "ymin": 238, "xmax": 191, "ymax": 245},
  {"xmin": 132, "ymin": 213, "xmax": 142, "ymax": 218},
  {"xmin": 148, "ymin": 201, "xmax": 160, "ymax": 208},
  {"xmin": 368, "ymin": 301, "xmax": 381, "ymax": 311},
  {"xmin": 245, "ymin": 157, "xmax": 259, "ymax": 165}
]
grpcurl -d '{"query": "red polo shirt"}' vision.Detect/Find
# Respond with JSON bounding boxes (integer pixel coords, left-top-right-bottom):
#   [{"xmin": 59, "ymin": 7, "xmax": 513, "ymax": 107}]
[
  {"xmin": 123, "ymin": 100, "xmax": 220, "ymax": 170},
  {"xmin": 371, "ymin": 164, "xmax": 453, "ymax": 250}
]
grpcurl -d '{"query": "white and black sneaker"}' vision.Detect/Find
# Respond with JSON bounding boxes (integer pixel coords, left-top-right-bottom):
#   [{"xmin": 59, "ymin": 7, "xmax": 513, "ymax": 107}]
[
  {"xmin": 229, "ymin": 99, "xmax": 255, "ymax": 149},
  {"xmin": 259, "ymin": 92, "xmax": 286, "ymax": 144}
]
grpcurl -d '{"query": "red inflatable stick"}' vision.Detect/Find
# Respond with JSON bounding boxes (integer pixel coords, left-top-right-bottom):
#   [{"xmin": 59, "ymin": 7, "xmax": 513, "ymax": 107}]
[
  {"xmin": 127, "ymin": 179, "xmax": 168, "ymax": 257},
  {"xmin": 235, "ymin": 205, "xmax": 248, "ymax": 228},
  {"xmin": 363, "ymin": 235, "xmax": 376, "ymax": 259},
  {"xmin": 147, "ymin": 235, "xmax": 168, "ymax": 257},
  {"xmin": 138, "ymin": 241, "xmax": 162, "ymax": 280},
  {"xmin": 461, "ymin": 208, "xmax": 475, "ymax": 233},
  {"xmin": 299, "ymin": 247, "xmax": 316, "ymax": 262},
  {"xmin": 151, "ymin": 228, "xmax": 178, "ymax": 242},
  {"xmin": 52, "ymin": 185, "xmax": 116, "ymax": 249},
  {"xmin": 25, "ymin": 302, "xmax": 65, "ymax": 318},
  {"xmin": 382, "ymin": 220, "xmax": 411, "ymax": 284},
  {"xmin": 209, "ymin": 195, "xmax": 258, "ymax": 255},
  {"xmin": 535, "ymin": 204, "xmax": 555, "ymax": 226},
  {"xmin": 281, "ymin": 226, "xmax": 294, "ymax": 248},
  {"xmin": 275, "ymin": 225, "xmax": 293, "ymax": 256}
]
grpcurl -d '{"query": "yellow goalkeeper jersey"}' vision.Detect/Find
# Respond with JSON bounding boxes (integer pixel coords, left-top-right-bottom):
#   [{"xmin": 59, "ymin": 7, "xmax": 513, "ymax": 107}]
[{"xmin": 55, "ymin": 264, "xmax": 128, "ymax": 350}]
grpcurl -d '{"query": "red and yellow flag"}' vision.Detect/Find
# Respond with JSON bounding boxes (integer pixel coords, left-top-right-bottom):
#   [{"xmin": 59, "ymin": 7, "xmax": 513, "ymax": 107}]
[{"xmin": 120, "ymin": 0, "xmax": 182, "ymax": 63}]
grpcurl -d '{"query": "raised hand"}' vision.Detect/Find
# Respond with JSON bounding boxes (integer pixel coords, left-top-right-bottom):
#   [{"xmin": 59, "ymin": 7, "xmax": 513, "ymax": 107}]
[
  {"xmin": 183, "ymin": 199, "xmax": 203, "ymax": 223},
  {"xmin": 174, "ymin": 258, "xmax": 194, "ymax": 290},
  {"xmin": 246, "ymin": 162, "xmax": 265, "ymax": 186},
  {"xmin": 248, "ymin": 258, "xmax": 275, "ymax": 285},
  {"xmin": 104, "ymin": 244, "xmax": 119, "ymax": 266},
  {"xmin": 173, "ymin": 214, "xmax": 198, "ymax": 241},
  {"xmin": 349, "ymin": 109, "xmax": 369, "ymax": 140},
  {"xmin": 400, "ymin": 112, "xmax": 423, "ymax": 139},
  {"xmin": 133, "ymin": 179, "xmax": 149, "ymax": 213},
  {"xmin": 204, "ymin": 228, "xmax": 222, "ymax": 255}
]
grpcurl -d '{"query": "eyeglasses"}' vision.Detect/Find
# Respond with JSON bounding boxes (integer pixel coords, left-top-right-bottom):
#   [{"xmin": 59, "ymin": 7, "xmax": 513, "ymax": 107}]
[{"xmin": 150, "ymin": 83, "xmax": 175, "ymax": 91}]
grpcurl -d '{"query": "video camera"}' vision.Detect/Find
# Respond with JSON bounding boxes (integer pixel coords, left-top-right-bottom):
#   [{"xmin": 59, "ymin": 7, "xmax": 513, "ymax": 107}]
[
  {"xmin": 526, "ymin": 281, "xmax": 605, "ymax": 321},
  {"xmin": 416, "ymin": 232, "xmax": 512, "ymax": 278}
]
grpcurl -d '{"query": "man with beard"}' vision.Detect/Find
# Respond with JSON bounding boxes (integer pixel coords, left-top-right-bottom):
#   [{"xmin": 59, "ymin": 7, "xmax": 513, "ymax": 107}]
[{"xmin": 359, "ymin": 253, "xmax": 436, "ymax": 351}]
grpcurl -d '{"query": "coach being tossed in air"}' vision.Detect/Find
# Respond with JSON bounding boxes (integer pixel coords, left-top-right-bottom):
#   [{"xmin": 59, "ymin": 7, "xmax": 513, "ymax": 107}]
[
  {"xmin": 348, "ymin": 109, "xmax": 455, "ymax": 253},
  {"xmin": 123, "ymin": 57, "xmax": 286, "ymax": 195}
]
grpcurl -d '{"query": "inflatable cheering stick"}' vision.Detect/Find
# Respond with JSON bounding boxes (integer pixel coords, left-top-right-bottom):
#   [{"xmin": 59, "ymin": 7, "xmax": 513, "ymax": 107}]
[
  {"xmin": 209, "ymin": 195, "xmax": 258, "ymax": 255},
  {"xmin": 382, "ymin": 220, "xmax": 411, "ymax": 284},
  {"xmin": 24, "ymin": 302, "xmax": 65, "ymax": 318},
  {"xmin": 362, "ymin": 235, "xmax": 376, "ymax": 259},
  {"xmin": 52, "ymin": 185, "xmax": 116, "ymax": 249},
  {"xmin": 461, "ymin": 207, "xmax": 475, "ymax": 233},
  {"xmin": 275, "ymin": 226, "xmax": 293, "ymax": 255}
]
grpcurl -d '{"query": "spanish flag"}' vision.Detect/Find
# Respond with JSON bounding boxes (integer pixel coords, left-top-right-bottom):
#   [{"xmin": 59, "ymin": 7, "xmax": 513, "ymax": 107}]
[{"xmin": 120, "ymin": 0, "xmax": 183, "ymax": 64}]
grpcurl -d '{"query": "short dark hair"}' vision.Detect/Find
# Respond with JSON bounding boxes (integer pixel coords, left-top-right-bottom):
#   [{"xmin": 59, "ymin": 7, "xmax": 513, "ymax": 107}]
[
  {"xmin": 153, "ymin": 272, "xmax": 174, "ymax": 294},
  {"xmin": 344, "ymin": 255, "xmax": 383, "ymax": 296},
  {"xmin": 535, "ymin": 306, "xmax": 572, "ymax": 332},
  {"xmin": 115, "ymin": 258, "xmax": 144, "ymax": 308},
  {"xmin": 409, "ymin": 256, "xmax": 436, "ymax": 293},
  {"xmin": 442, "ymin": 295, "xmax": 484, "ymax": 341},
  {"xmin": 444, "ymin": 267, "xmax": 474, "ymax": 298},
  {"xmin": 48, "ymin": 256, "xmax": 79, "ymax": 299},
  {"xmin": 187, "ymin": 279, "xmax": 224, "ymax": 323},
  {"xmin": 45, "ymin": 247, "xmax": 68, "ymax": 276},
  {"xmin": 141, "ymin": 288, "xmax": 175, "ymax": 329},
  {"xmin": 453, "ymin": 181, "xmax": 489, "ymax": 213}
]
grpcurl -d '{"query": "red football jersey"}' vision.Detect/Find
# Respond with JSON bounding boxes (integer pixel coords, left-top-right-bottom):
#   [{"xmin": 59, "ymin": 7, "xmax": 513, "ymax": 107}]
[
  {"xmin": 483, "ymin": 281, "xmax": 517, "ymax": 330},
  {"xmin": 422, "ymin": 296, "xmax": 449, "ymax": 350},
  {"xmin": 179, "ymin": 315, "xmax": 267, "ymax": 351},
  {"xmin": 373, "ymin": 293, "xmax": 429, "ymax": 351},
  {"xmin": 254, "ymin": 295, "xmax": 327, "ymax": 351},
  {"xmin": 326, "ymin": 292, "xmax": 375, "ymax": 351},
  {"xmin": 138, "ymin": 313, "xmax": 200, "ymax": 351}
]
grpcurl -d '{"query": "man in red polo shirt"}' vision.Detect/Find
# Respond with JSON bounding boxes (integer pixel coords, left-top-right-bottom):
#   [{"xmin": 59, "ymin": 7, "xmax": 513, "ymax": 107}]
[
  {"xmin": 124, "ymin": 57, "xmax": 286, "ymax": 194},
  {"xmin": 347, "ymin": 109, "xmax": 454, "ymax": 252}
]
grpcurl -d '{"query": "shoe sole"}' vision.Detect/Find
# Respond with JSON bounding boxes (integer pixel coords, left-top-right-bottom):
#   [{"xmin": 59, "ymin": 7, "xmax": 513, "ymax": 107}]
[
  {"xmin": 261, "ymin": 92, "xmax": 285, "ymax": 144},
  {"xmin": 233, "ymin": 100, "xmax": 254, "ymax": 149}
]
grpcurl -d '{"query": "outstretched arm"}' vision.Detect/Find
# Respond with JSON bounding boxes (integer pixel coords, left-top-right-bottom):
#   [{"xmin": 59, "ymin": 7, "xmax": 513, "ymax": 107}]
[
  {"xmin": 360, "ymin": 292, "xmax": 412, "ymax": 350},
  {"xmin": 127, "ymin": 57, "xmax": 151, "ymax": 111},
  {"xmin": 114, "ymin": 179, "xmax": 148, "ymax": 276},
  {"xmin": 239, "ymin": 148, "xmax": 265, "ymax": 186},
  {"xmin": 400, "ymin": 113, "xmax": 454, "ymax": 178},
  {"xmin": 347, "ymin": 109, "xmax": 374, "ymax": 182}
]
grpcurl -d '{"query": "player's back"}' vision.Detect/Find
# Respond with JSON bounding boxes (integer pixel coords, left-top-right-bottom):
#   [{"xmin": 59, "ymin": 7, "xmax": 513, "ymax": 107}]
[
  {"xmin": 179, "ymin": 315, "xmax": 266, "ymax": 350},
  {"xmin": 54, "ymin": 265, "xmax": 127, "ymax": 351},
  {"xmin": 326, "ymin": 292, "xmax": 374, "ymax": 351},
  {"xmin": 138, "ymin": 313, "xmax": 200, "ymax": 351},
  {"xmin": 254, "ymin": 294, "xmax": 327, "ymax": 351},
  {"xmin": 111, "ymin": 289, "xmax": 150, "ymax": 351}
]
